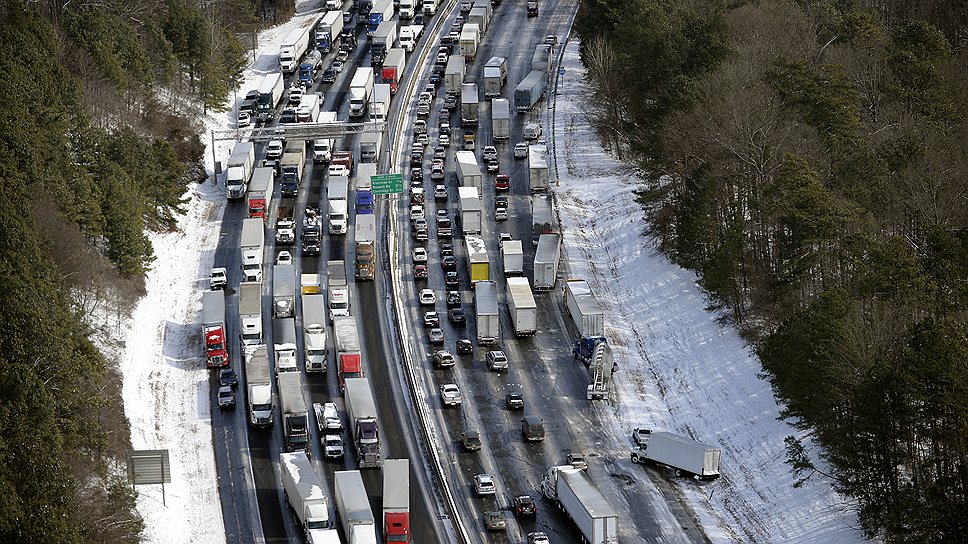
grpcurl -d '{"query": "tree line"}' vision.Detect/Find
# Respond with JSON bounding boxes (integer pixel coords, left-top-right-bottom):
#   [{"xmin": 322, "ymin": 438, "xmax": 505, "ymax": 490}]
[{"xmin": 575, "ymin": 0, "xmax": 967, "ymax": 541}]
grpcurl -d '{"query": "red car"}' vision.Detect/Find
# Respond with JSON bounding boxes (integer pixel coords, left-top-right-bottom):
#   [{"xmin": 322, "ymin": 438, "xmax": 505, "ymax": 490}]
[
  {"xmin": 414, "ymin": 264, "xmax": 428, "ymax": 280},
  {"xmin": 495, "ymin": 175, "xmax": 510, "ymax": 191}
]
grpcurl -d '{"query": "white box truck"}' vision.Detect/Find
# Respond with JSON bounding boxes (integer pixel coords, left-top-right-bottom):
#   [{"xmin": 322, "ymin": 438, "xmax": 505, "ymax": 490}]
[
  {"xmin": 238, "ymin": 281, "xmax": 263, "ymax": 346},
  {"xmin": 474, "ymin": 280, "xmax": 500, "ymax": 345},
  {"xmin": 482, "ymin": 56, "xmax": 507, "ymax": 98},
  {"xmin": 630, "ymin": 430, "xmax": 722, "ymax": 480},
  {"xmin": 540, "ymin": 466, "xmax": 618, "ymax": 544},
  {"xmin": 444, "ymin": 55, "xmax": 465, "ymax": 95},
  {"xmin": 458, "ymin": 23, "xmax": 480, "ymax": 60},
  {"xmin": 302, "ymin": 294, "xmax": 328, "ymax": 373},
  {"xmin": 533, "ymin": 233, "xmax": 561, "ymax": 291},
  {"xmin": 280, "ymin": 452, "xmax": 331, "ymax": 538},
  {"xmin": 460, "ymin": 82, "xmax": 479, "ymax": 126},
  {"xmin": 244, "ymin": 344, "xmax": 273, "ymax": 427},
  {"xmin": 280, "ymin": 23, "xmax": 313, "ymax": 73},
  {"xmin": 240, "ymin": 217, "xmax": 265, "ymax": 282},
  {"xmin": 349, "ymin": 67, "xmax": 374, "ymax": 118},
  {"xmin": 313, "ymin": 111, "xmax": 338, "ymax": 163},
  {"xmin": 334, "ymin": 470, "xmax": 377, "ymax": 544},
  {"xmin": 507, "ymin": 277, "xmax": 537, "ymax": 336},
  {"xmin": 328, "ymin": 175, "xmax": 350, "ymax": 234},
  {"xmin": 455, "ymin": 150, "xmax": 481, "ymax": 190},
  {"xmin": 226, "ymin": 142, "xmax": 255, "ymax": 199},
  {"xmin": 564, "ymin": 280, "xmax": 605, "ymax": 337},
  {"xmin": 368, "ymin": 83, "xmax": 392, "ymax": 123},
  {"xmin": 491, "ymin": 98, "xmax": 510, "ymax": 141},
  {"xmin": 501, "ymin": 240, "xmax": 523, "ymax": 276},
  {"xmin": 528, "ymin": 143, "xmax": 550, "ymax": 193}
]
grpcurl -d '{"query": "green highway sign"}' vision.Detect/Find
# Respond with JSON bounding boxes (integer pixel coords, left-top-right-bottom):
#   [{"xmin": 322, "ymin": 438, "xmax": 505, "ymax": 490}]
[{"xmin": 371, "ymin": 173, "xmax": 404, "ymax": 195}]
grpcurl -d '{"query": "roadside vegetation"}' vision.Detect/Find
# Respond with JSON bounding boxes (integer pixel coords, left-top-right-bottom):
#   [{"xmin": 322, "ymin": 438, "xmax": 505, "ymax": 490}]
[{"xmin": 575, "ymin": 0, "xmax": 967, "ymax": 540}]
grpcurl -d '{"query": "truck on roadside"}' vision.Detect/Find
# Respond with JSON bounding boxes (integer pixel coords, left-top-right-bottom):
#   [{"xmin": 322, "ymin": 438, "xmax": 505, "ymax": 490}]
[
  {"xmin": 247, "ymin": 167, "xmax": 274, "ymax": 222},
  {"xmin": 528, "ymin": 143, "xmax": 549, "ymax": 193},
  {"xmin": 507, "ymin": 277, "xmax": 537, "ymax": 336},
  {"xmin": 444, "ymin": 55, "xmax": 465, "ymax": 96},
  {"xmin": 328, "ymin": 175, "xmax": 350, "ymax": 234},
  {"xmin": 273, "ymin": 317, "xmax": 299, "ymax": 374},
  {"xmin": 355, "ymin": 214, "xmax": 376, "ymax": 281},
  {"xmin": 381, "ymin": 48, "xmax": 406, "ymax": 94},
  {"xmin": 278, "ymin": 372, "xmax": 310, "ymax": 453},
  {"xmin": 328, "ymin": 260, "xmax": 350, "ymax": 321},
  {"xmin": 474, "ymin": 280, "xmax": 500, "ymax": 345},
  {"xmin": 564, "ymin": 279, "xmax": 605, "ymax": 337},
  {"xmin": 273, "ymin": 264, "xmax": 296, "ymax": 318},
  {"xmin": 464, "ymin": 235, "xmax": 489, "ymax": 286},
  {"xmin": 201, "ymin": 290, "xmax": 229, "ymax": 368},
  {"xmin": 349, "ymin": 67, "xmax": 375, "ymax": 118},
  {"xmin": 257, "ymin": 72, "xmax": 285, "ymax": 123},
  {"xmin": 531, "ymin": 193, "xmax": 554, "ymax": 245},
  {"xmin": 483, "ymin": 56, "xmax": 507, "ymax": 98},
  {"xmin": 460, "ymin": 83, "xmax": 479, "ymax": 126},
  {"xmin": 226, "ymin": 142, "xmax": 255, "ymax": 199},
  {"xmin": 533, "ymin": 233, "xmax": 561, "ymax": 291},
  {"xmin": 344, "ymin": 378, "xmax": 382, "ymax": 468},
  {"xmin": 491, "ymin": 98, "xmax": 510, "ymax": 141},
  {"xmin": 280, "ymin": 23, "xmax": 313, "ymax": 73},
  {"xmin": 370, "ymin": 20, "xmax": 397, "ymax": 66},
  {"xmin": 316, "ymin": 10, "xmax": 344, "ymax": 53},
  {"xmin": 244, "ymin": 344, "xmax": 273, "ymax": 427},
  {"xmin": 455, "ymin": 150, "xmax": 481, "ymax": 190},
  {"xmin": 383, "ymin": 459, "xmax": 410, "ymax": 542},
  {"xmin": 501, "ymin": 239, "xmax": 523, "ymax": 276},
  {"xmin": 275, "ymin": 206, "xmax": 295, "ymax": 245},
  {"xmin": 302, "ymin": 294, "xmax": 328, "ymax": 373},
  {"xmin": 540, "ymin": 466, "xmax": 618, "ymax": 544},
  {"xmin": 281, "ymin": 451, "xmax": 332, "ymax": 539},
  {"xmin": 238, "ymin": 281, "xmax": 263, "ymax": 346},
  {"xmin": 334, "ymin": 470, "xmax": 378, "ymax": 543},
  {"xmin": 280, "ymin": 146, "xmax": 306, "ymax": 198},
  {"xmin": 514, "ymin": 70, "xmax": 546, "ymax": 112},
  {"xmin": 630, "ymin": 430, "xmax": 722, "ymax": 480},
  {"xmin": 457, "ymin": 186, "xmax": 482, "ymax": 234},
  {"xmin": 240, "ymin": 217, "xmax": 265, "ymax": 282},
  {"xmin": 334, "ymin": 316, "xmax": 363, "ymax": 391}
]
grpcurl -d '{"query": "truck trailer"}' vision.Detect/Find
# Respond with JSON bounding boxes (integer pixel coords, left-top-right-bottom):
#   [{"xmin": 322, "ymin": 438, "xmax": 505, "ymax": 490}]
[
  {"xmin": 455, "ymin": 150, "xmax": 481, "ymax": 190},
  {"xmin": 280, "ymin": 452, "xmax": 331, "ymax": 538},
  {"xmin": 334, "ymin": 316, "xmax": 363, "ymax": 390},
  {"xmin": 482, "ymin": 56, "xmax": 507, "ymax": 98},
  {"xmin": 381, "ymin": 48, "xmax": 406, "ymax": 93},
  {"xmin": 344, "ymin": 377, "xmax": 382, "ymax": 468},
  {"xmin": 474, "ymin": 280, "xmax": 500, "ymax": 345},
  {"xmin": 334, "ymin": 470, "xmax": 378, "ymax": 543},
  {"xmin": 367, "ymin": 0, "xmax": 393, "ymax": 35},
  {"xmin": 280, "ymin": 147, "xmax": 306, "ymax": 197},
  {"xmin": 507, "ymin": 277, "xmax": 537, "ymax": 336},
  {"xmin": 501, "ymin": 240, "xmax": 524, "ymax": 276},
  {"xmin": 531, "ymin": 193, "xmax": 554, "ymax": 245},
  {"xmin": 244, "ymin": 344, "xmax": 273, "ymax": 427},
  {"xmin": 328, "ymin": 259, "xmax": 350, "ymax": 321},
  {"xmin": 533, "ymin": 233, "xmax": 561, "ymax": 291},
  {"xmin": 272, "ymin": 264, "xmax": 296, "ymax": 318},
  {"xmin": 303, "ymin": 294, "xmax": 328, "ymax": 373},
  {"xmin": 240, "ymin": 217, "xmax": 265, "ymax": 282},
  {"xmin": 540, "ymin": 466, "xmax": 618, "ymax": 544},
  {"xmin": 528, "ymin": 143, "xmax": 549, "ymax": 193},
  {"xmin": 458, "ymin": 186, "xmax": 482, "ymax": 235},
  {"xmin": 464, "ymin": 236, "xmax": 489, "ymax": 285},
  {"xmin": 370, "ymin": 20, "xmax": 398, "ymax": 66},
  {"xmin": 382, "ymin": 459, "xmax": 410, "ymax": 542},
  {"xmin": 460, "ymin": 83, "xmax": 479, "ymax": 126},
  {"xmin": 316, "ymin": 11, "xmax": 344, "ymax": 53},
  {"xmin": 630, "ymin": 430, "xmax": 722, "ymax": 480},
  {"xmin": 273, "ymin": 317, "xmax": 298, "ymax": 374},
  {"xmin": 201, "ymin": 291, "xmax": 228, "ymax": 368},
  {"xmin": 328, "ymin": 175, "xmax": 350, "ymax": 234},
  {"xmin": 355, "ymin": 214, "xmax": 376, "ymax": 281},
  {"xmin": 514, "ymin": 70, "xmax": 546, "ymax": 112},
  {"xmin": 257, "ymin": 72, "xmax": 285, "ymax": 122},
  {"xmin": 564, "ymin": 280, "xmax": 605, "ymax": 337},
  {"xmin": 278, "ymin": 372, "xmax": 309, "ymax": 452},
  {"xmin": 349, "ymin": 67, "xmax": 375, "ymax": 118},
  {"xmin": 238, "ymin": 281, "xmax": 263, "ymax": 346},
  {"xmin": 279, "ymin": 23, "xmax": 313, "ymax": 72},
  {"xmin": 444, "ymin": 55, "xmax": 465, "ymax": 95},
  {"xmin": 491, "ymin": 99, "xmax": 510, "ymax": 141},
  {"xmin": 247, "ymin": 167, "xmax": 274, "ymax": 223},
  {"xmin": 226, "ymin": 142, "xmax": 256, "ymax": 199},
  {"xmin": 276, "ymin": 206, "xmax": 296, "ymax": 245}
]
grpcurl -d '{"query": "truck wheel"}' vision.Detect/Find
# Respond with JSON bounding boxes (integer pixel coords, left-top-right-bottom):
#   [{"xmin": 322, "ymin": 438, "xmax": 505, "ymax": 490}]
[
  {"xmin": 630, "ymin": 453, "xmax": 640, "ymax": 464},
  {"xmin": 674, "ymin": 469, "xmax": 682, "ymax": 478}
]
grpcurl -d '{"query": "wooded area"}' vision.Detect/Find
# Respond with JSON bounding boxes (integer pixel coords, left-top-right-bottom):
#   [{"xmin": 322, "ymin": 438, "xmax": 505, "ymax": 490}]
[{"xmin": 576, "ymin": 0, "xmax": 967, "ymax": 541}]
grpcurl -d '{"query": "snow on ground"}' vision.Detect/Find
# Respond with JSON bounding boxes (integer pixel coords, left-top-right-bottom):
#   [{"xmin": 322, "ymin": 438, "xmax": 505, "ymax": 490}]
[
  {"xmin": 115, "ymin": 3, "xmax": 323, "ymax": 543},
  {"xmin": 550, "ymin": 40, "xmax": 868, "ymax": 544}
]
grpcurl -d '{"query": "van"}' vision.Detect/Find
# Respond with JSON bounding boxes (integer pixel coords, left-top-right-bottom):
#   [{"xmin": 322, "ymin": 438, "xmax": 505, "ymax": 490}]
[
  {"xmin": 523, "ymin": 123, "xmax": 542, "ymax": 140},
  {"xmin": 521, "ymin": 416, "xmax": 546, "ymax": 441}
]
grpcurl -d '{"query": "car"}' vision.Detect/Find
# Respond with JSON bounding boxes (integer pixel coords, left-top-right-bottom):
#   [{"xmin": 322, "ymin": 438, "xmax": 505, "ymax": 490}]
[
  {"xmin": 413, "ymin": 247, "xmax": 428, "ymax": 262},
  {"xmin": 417, "ymin": 102, "xmax": 431, "ymax": 117},
  {"xmin": 323, "ymin": 434, "xmax": 344, "ymax": 459},
  {"xmin": 514, "ymin": 142, "xmax": 529, "ymax": 158},
  {"xmin": 219, "ymin": 368, "xmax": 238, "ymax": 388},
  {"xmin": 428, "ymin": 327, "xmax": 445, "ymax": 344},
  {"xmin": 524, "ymin": 122, "xmax": 542, "ymax": 140},
  {"xmin": 433, "ymin": 350, "xmax": 456, "ymax": 368},
  {"xmin": 410, "ymin": 151, "xmax": 424, "ymax": 166},
  {"xmin": 528, "ymin": 532, "xmax": 551, "ymax": 544},
  {"xmin": 412, "ymin": 141, "xmax": 424, "ymax": 153},
  {"xmin": 514, "ymin": 495, "xmax": 537, "ymax": 516},
  {"xmin": 430, "ymin": 164, "xmax": 445, "ymax": 180},
  {"xmin": 545, "ymin": 34, "xmax": 558, "ymax": 45},
  {"xmin": 474, "ymin": 473, "xmax": 495, "ymax": 495},
  {"xmin": 318, "ymin": 402, "xmax": 343, "ymax": 432},
  {"xmin": 430, "ymin": 72, "xmax": 442, "ymax": 86},
  {"xmin": 438, "ymin": 45, "xmax": 451, "ymax": 57},
  {"xmin": 434, "ymin": 185, "xmax": 448, "ymax": 199},
  {"xmin": 434, "ymin": 145, "xmax": 447, "ymax": 159},
  {"xmin": 276, "ymin": 251, "xmax": 293, "ymax": 266},
  {"xmin": 414, "ymin": 264, "xmax": 428, "ymax": 280},
  {"xmin": 440, "ymin": 383, "xmax": 462, "ymax": 406},
  {"xmin": 266, "ymin": 140, "xmax": 284, "ymax": 159},
  {"xmin": 217, "ymin": 385, "xmax": 235, "ymax": 408},
  {"xmin": 447, "ymin": 30, "xmax": 460, "ymax": 43},
  {"xmin": 414, "ymin": 13, "xmax": 425, "ymax": 24},
  {"xmin": 414, "ymin": 227, "xmax": 428, "ymax": 242},
  {"xmin": 321, "ymin": 67, "xmax": 336, "ymax": 83},
  {"xmin": 484, "ymin": 510, "xmax": 507, "ymax": 531},
  {"xmin": 418, "ymin": 91, "xmax": 433, "ymax": 106},
  {"xmin": 495, "ymin": 195, "xmax": 509, "ymax": 209},
  {"xmin": 482, "ymin": 146, "xmax": 498, "ymax": 161},
  {"xmin": 288, "ymin": 87, "xmax": 303, "ymax": 104},
  {"xmin": 280, "ymin": 108, "xmax": 298, "ymax": 124},
  {"xmin": 444, "ymin": 95, "xmax": 458, "ymax": 110},
  {"xmin": 500, "ymin": 232, "xmax": 512, "ymax": 242},
  {"xmin": 486, "ymin": 351, "xmax": 508, "ymax": 372},
  {"xmin": 416, "ymin": 133, "xmax": 429, "ymax": 148},
  {"xmin": 566, "ymin": 452, "xmax": 589, "ymax": 470},
  {"xmin": 521, "ymin": 415, "xmax": 546, "ymax": 441},
  {"xmin": 410, "ymin": 167, "xmax": 424, "ymax": 182},
  {"xmin": 414, "ymin": 119, "xmax": 427, "ymax": 134},
  {"xmin": 436, "ymin": 52, "xmax": 448, "ymax": 65},
  {"xmin": 448, "ymin": 308, "xmax": 466, "ymax": 325},
  {"xmin": 441, "ymin": 255, "xmax": 458, "ymax": 270},
  {"xmin": 410, "ymin": 205, "xmax": 425, "ymax": 220},
  {"xmin": 456, "ymin": 338, "xmax": 473, "ymax": 354},
  {"xmin": 332, "ymin": 60, "xmax": 344, "ymax": 73},
  {"xmin": 440, "ymin": 243, "xmax": 455, "ymax": 256},
  {"xmin": 336, "ymin": 49, "xmax": 349, "ymax": 62},
  {"xmin": 439, "ymin": 121, "xmax": 451, "ymax": 134},
  {"xmin": 419, "ymin": 288, "xmax": 436, "ymax": 305},
  {"xmin": 495, "ymin": 207, "xmax": 508, "ymax": 221},
  {"xmin": 495, "ymin": 174, "xmax": 510, "ymax": 191},
  {"xmin": 237, "ymin": 111, "xmax": 251, "ymax": 128},
  {"xmin": 461, "ymin": 427, "xmax": 482, "ymax": 450},
  {"xmin": 444, "ymin": 271, "xmax": 459, "ymax": 288},
  {"xmin": 413, "ymin": 217, "xmax": 428, "ymax": 233},
  {"xmin": 424, "ymin": 83, "xmax": 438, "ymax": 98},
  {"xmin": 210, "ymin": 267, "xmax": 227, "ymax": 290},
  {"xmin": 506, "ymin": 391, "xmax": 524, "ymax": 409},
  {"xmin": 486, "ymin": 159, "xmax": 500, "ymax": 173},
  {"xmin": 424, "ymin": 311, "xmax": 440, "ymax": 328},
  {"xmin": 328, "ymin": 163, "xmax": 349, "ymax": 177}
]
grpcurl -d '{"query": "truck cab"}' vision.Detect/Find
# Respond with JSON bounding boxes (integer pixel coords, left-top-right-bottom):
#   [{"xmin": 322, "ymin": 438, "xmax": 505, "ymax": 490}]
[
  {"xmin": 210, "ymin": 267, "xmax": 227, "ymax": 290},
  {"xmin": 329, "ymin": 288, "xmax": 350, "ymax": 321}
]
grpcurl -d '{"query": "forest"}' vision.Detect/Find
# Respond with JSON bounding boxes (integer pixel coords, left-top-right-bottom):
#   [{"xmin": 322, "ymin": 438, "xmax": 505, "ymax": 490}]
[
  {"xmin": 0, "ymin": 0, "xmax": 287, "ymax": 542},
  {"xmin": 575, "ymin": 0, "xmax": 967, "ymax": 541}
]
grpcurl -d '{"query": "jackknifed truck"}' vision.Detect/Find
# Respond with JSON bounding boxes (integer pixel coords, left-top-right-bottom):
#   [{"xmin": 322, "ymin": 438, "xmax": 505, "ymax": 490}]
[
  {"xmin": 540, "ymin": 466, "xmax": 618, "ymax": 544},
  {"xmin": 630, "ymin": 430, "xmax": 722, "ymax": 480},
  {"xmin": 382, "ymin": 459, "xmax": 411, "ymax": 542},
  {"xmin": 564, "ymin": 279, "xmax": 605, "ymax": 337},
  {"xmin": 201, "ymin": 290, "xmax": 228, "ymax": 368},
  {"xmin": 244, "ymin": 344, "xmax": 273, "ymax": 427},
  {"xmin": 302, "ymin": 294, "xmax": 328, "ymax": 373},
  {"xmin": 474, "ymin": 280, "xmax": 500, "ymax": 345},
  {"xmin": 533, "ymin": 234, "xmax": 561, "ymax": 291},
  {"xmin": 280, "ymin": 452, "xmax": 332, "ymax": 541},
  {"xmin": 334, "ymin": 470, "xmax": 377, "ymax": 544},
  {"xmin": 279, "ymin": 372, "xmax": 310, "ymax": 453},
  {"xmin": 514, "ymin": 70, "xmax": 546, "ymax": 112},
  {"xmin": 506, "ymin": 277, "xmax": 537, "ymax": 336},
  {"xmin": 344, "ymin": 377, "xmax": 382, "ymax": 468}
]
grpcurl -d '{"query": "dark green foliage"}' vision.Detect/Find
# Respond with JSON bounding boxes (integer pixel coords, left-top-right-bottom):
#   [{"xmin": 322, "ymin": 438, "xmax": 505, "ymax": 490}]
[{"xmin": 63, "ymin": 8, "xmax": 155, "ymax": 91}]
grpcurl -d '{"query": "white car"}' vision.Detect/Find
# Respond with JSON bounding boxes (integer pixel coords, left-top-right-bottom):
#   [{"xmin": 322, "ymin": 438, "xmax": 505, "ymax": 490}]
[
  {"xmin": 416, "ymin": 133, "xmax": 429, "ymax": 147},
  {"xmin": 419, "ymin": 288, "xmax": 436, "ymax": 305},
  {"xmin": 482, "ymin": 146, "xmax": 498, "ymax": 161},
  {"xmin": 440, "ymin": 383, "xmax": 463, "ymax": 406},
  {"xmin": 410, "ymin": 205, "xmax": 425, "ymax": 220},
  {"xmin": 413, "ymin": 247, "xmax": 428, "ymax": 262},
  {"xmin": 317, "ymin": 402, "xmax": 343, "ymax": 432},
  {"xmin": 434, "ymin": 185, "xmax": 447, "ymax": 199},
  {"xmin": 495, "ymin": 207, "xmax": 508, "ymax": 221},
  {"xmin": 439, "ymin": 134, "xmax": 451, "ymax": 147},
  {"xmin": 323, "ymin": 434, "xmax": 344, "ymax": 459},
  {"xmin": 528, "ymin": 532, "xmax": 551, "ymax": 544},
  {"xmin": 513, "ymin": 142, "xmax": 529, "ymax": 158},
  {"xmin": 474, "ymin": 473, "xmax": 495, "ymax": 495},
  {"xmin": 266, "ymin": 140, "xmax": 285, "ymax": 159},
  {"xmin": 276, "ymin": 251, "xmax": 293, "ymax": 266},
  {"xmin": 237, "ymin": 111, "xmax": 251, "ymax": 128},
  {"xmin": 414, "ymin": 119, "xmax": 427, "ymax": 134}
]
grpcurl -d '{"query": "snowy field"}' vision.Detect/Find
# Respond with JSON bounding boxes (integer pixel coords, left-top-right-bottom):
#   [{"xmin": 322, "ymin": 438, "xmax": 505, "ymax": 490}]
[{"xmin": 550, "ymin": 40, "xmax": 868, "ymax": 543}]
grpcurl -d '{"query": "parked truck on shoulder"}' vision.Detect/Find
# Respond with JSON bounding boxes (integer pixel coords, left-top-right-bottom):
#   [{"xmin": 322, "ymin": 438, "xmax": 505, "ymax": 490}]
[{"xmin": 528, "ymin": 143, "xmax": 549, "ymax": 193}]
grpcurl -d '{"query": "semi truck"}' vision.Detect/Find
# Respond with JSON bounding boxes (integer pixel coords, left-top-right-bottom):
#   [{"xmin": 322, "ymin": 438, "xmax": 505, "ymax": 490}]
[
  {"xmin": 370, "ymin": 20, "xmax": 397, "ymax": 66},
  {"xmin": 328, "ymin": 260, "xmax": 350, "ymax": 320},
  {"xmin": 533, "ymin": 233, "xmax": 561, "ymax": 291},
  {"xmin": 482, "ymin": 56, "xmax": 507, "ymax": 99},
  {"xmin": 257, "ymin": 72, "xmax": 285, "ymax": 122},
  {"xmin": 528, "ymin": 143, "xmax": 549, "ymax": 193},
  {"xmin": 514, "ymin": 70, "xmax": 546, "ymax": 112},
  {"xmin": 226, "ymin": 142, "xmax": 255, "ymax": 199},
  {"xmin": 382, "ymin": 459, "xmax": 410, "ymax": 542},
  {"xmin": 359, "ymin": 131, "xmax": 383, "ymax": 162},
  {"xmin": 457, "ymin": 186, "xmax": 481, "ymax": 234},
  {"xmin": 302, "ymin": 206, "xmax": 322, "ymax": 256},
  {"xmin": 398, "ymin": 25, "xmax": 422, "ymax": 52},
  {"xmin": 299, "ymin": 49, "xmax": 323, "ymax": 87},
  {"xmin": 240, "ymin": 218, "xmax": 265, "ymax": 282},
  {"xmin": 275, "ymin": 206, "xmax": 295, "ymax": 245},
  {"xmin": 444, "ymin": 55, "xmax": 465, "ymax": 95},
  {"xmin": 297, "ymin": 92, "xmax": 321, "ymax": 122},
  {"xmin": 507, "ymin": 277, "xmax": 537, "ymax": 336},
  {"xmin": 349, "ymin": 67, "xmax": 374, "ymax": 118},
  {"xmin": 367, "ymin": 84, "xmax": 392, "ymax": 124},
  {"xmin": 491, "ymin": 98, "xmax": 511, "ymax": 140},
  {"xmin": 564, "ymin": 279, "xmax": 605, "ymax": 337},
  {"xmin": 367, "ymin": 0, "xmax": 393, "ymax": 35},
  {"xmin": 301, "ymin": 273, "xmax": 321, "ymax": 295},
  {"xmin": 464, "ymin": 235, "xmax": 489, "ymax": 285},
  {"xmin": 531, "ymin": 193, "xmax": 554, "ymax": 245},
  {"xmin": 334, "ymin": 470, "xmax": 378, "ymax": 543},
  {"xmin": 244, "ymin": 344, "xmax": 273, "ymax": 427},
  {"xmin": 280, "ymin": 146, "xmax": 306, "ymax": 197},
  {"xmin": 313, "ymin": 111, "xmax": 338, "ymax": 164},
  {"xmin": 328, "ymin": 175, "xmax": 350, "ymax": 234},
  {"xmin": 630, "ymin": 430, "xmax": 722, "ymax": 480},
  {"xmin": 201, "ymin": 290, "xmax": 228, "ymax": 368},
  {"xmin": 399, "ymin": 0, "xmax": 416, "ymax": 18},
  {"xmin": 280, "ymin": 23, "xmax": 313, "ymax": 72},
  {"xmin": 540, "ymin": 466, "xmax": 618, "ymax": 544},
  {"xmin": 468, "ymin": 6, "xmax": 490, "ymax": 33},
  {"xmin": 381, "ymin": 48, "xmax": 406, "ymax": 93},
  {"xmin": 316, "ymin": 11, "xmax": 344, "ymax": 53},
  {"xmin": 460, "ymin": 83, "xmax": 479, "ymax": 126},
  {"xmin": 303, "ymin": 294, "xmax": 328, "ymax": 373},
  {"xmin": 355, "ymin": 214, "xmax": 376, "ymax": 281},
  {"xmin": 273, "ymin": 317, "xmax": 299, "ymax": 374},
  {"xmin": 422, "ymin": 0, "xmax": 438, "ymax": 15},
  {"xmin": 280, "ymin": 452, "xmax": 331, "ymax": 539},
  {"xmin": 344, "ymin": 378, "xmax": 382, "ymax": 468},
  {"xmin": 531, "ymin": 43, "xmax": 552, "ymax": 75},
  {"xmin": 475, "ymin": 281, "xmax": 500, "ymax": 344},
  {"xmin": 273, "ymin": 264, "xmax": 296, "ymax": 318},
  {"xmin": 356, "ymin": 163, "xmax": 377, "ymax": 213},
  {"xmin": 247, "ymin": 167, "xmax": 274, "ymax": 222},
  {"xmin": 458, "ymin": 23, "xmax": 480, "ymax": 60},
  {"xmin": 238, "ymin": 281, "xmax": 263, "ymax": 346},
  {"xmin": 278, "ymin": 372, "xmax": 310, "ymax": 452},
  {"xmin": 574, "ymin": 336, "xmax": 615, "ymax": 400},
  {"xmin": 501, "ymin": 239, "xmax": 523, "ymax": 276},
  {"xmin": 334, "ymin": 316, "xmax": 363, "ymax": 391},
  {"xmin": 455, "ymin": 150, "xmax": 481, "ymax": 190}
]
